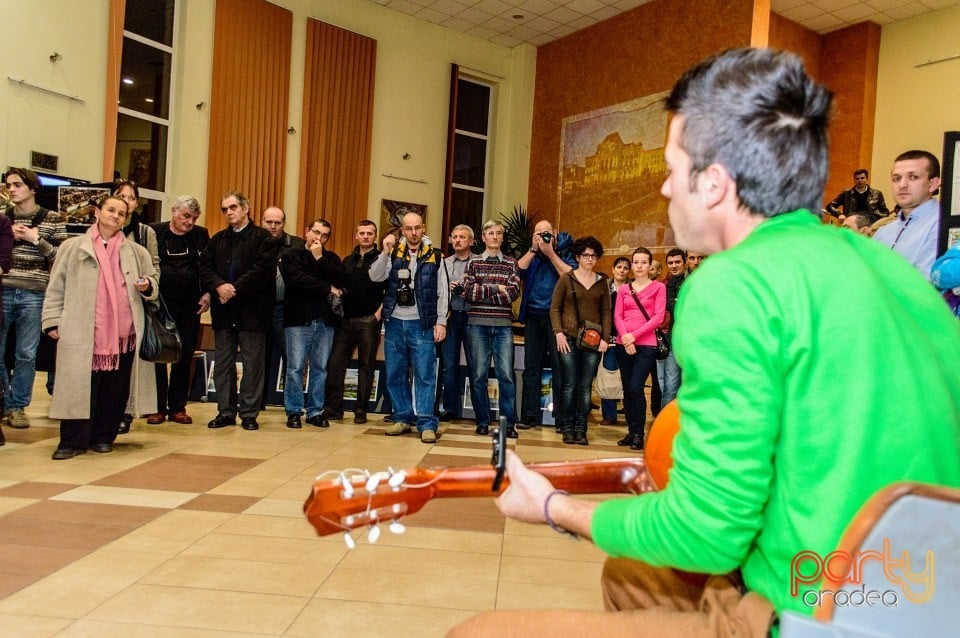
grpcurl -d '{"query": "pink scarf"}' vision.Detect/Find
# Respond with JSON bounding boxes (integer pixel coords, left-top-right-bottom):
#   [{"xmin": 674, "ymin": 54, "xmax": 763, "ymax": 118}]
[{"xmin": 91, "ymin": 225, "xmax": 136, "ymax": 371}]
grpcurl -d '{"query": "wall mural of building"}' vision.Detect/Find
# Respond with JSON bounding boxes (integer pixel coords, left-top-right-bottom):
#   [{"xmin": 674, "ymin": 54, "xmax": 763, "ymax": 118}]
[{"xmin": 558, "ymin": 91, "xmax": 672, "ymax": 256}]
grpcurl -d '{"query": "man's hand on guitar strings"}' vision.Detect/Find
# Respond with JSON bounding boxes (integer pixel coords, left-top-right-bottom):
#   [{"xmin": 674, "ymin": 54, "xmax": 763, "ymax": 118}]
[{"xmin": 494, "ymin": 450, "xmax": 556, "ymax": 524}]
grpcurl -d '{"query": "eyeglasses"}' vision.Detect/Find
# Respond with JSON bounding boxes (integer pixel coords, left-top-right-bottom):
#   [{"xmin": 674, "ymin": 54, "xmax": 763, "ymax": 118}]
[
  {"xmin": 578, "ymin": 253, "xmax": 598, "ymax": 259},
  {"xmin": 402, "ymin": 225, "xmax": 423, "ymax": 232}
]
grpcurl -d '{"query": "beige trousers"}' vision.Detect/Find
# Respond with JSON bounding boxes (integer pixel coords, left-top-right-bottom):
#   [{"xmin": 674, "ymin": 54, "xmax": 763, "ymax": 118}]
[{"xmin": 446, "ymin": 558, "xmax": 776, "ymax": 638}]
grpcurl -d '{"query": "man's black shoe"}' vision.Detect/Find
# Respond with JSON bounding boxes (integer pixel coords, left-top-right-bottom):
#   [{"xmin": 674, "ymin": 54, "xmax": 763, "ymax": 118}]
[
  {"xmin": 306, "ymin": 415, "xmax": 330, "ymax": 428},
  {"xmin": 475, "ymin": 424, "xmax": 489, "ymax": 436},
  {"xmin": 241, "ymin": 417, "xmax": 259, "ymax": 431},
  {"xmin": 505, "ymin": 426, "xmax": 519, "ymax": 439},
  {"xmin": 286, "ymin": 414, "xmax": 302, "ymax": 429},
  {"xmin": 321, "ymin": 408, "xmax": 344, "ymax": 421},
  {"xmin": 208, "ymin": 413, "xmax": 236, "ymax": 428},
  {"xmin": 516, "ymin": 416, "xmax": 536, "ymax": 430},
  {"xmin": 353, "ymin": 414, "xmax": 367, "ymax": 425},
  {"xmin": 437, "ymin": 411, "xmax": 456, "ymax": 422}
]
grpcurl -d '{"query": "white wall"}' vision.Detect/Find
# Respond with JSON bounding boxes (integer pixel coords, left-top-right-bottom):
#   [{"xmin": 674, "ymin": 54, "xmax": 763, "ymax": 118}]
[
  {"xmin": 0, "ymin": 0, "xmax": 537, "ymax": 241},
  {"xmin": 872, "ymin": 4, "xmax": 960, "ymax": 189}
]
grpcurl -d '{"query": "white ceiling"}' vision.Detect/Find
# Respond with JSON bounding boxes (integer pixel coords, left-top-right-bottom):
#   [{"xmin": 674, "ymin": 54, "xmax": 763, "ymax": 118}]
[{"xmin": 366, "ymin": 0, "xmax": 956, "ymax": 47}]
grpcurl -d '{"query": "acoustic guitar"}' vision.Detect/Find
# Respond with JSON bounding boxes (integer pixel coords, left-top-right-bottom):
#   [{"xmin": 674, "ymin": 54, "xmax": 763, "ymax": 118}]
[{"xmin": 303, "ymin": 400, "xmax": 679, "ymax": 545}]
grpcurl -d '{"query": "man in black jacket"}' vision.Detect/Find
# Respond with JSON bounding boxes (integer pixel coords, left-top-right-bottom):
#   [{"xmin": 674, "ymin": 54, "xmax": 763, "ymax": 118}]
[
  {"xmin": 279, "ymin": 219, "xmax": 344, "ymax": 429},
  {"xmin": 150, "ymin": 196, "xmax": 210, "ymax": 425},
  {"xmin": 323, "ymin": 219, "xmax": 386, "ymax": 425},
  {"xmin": 199, "ymin": 191, "xmax": 277, "ymax": 431}
]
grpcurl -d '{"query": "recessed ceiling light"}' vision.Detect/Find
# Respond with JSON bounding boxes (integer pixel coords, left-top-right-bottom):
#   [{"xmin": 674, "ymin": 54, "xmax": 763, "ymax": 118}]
[
  {"xmin": 145, "ymin": 98, "xmax": 154, "ymax": 103},
  {"xmin": 122, "ymin": 77, "xmax": 134, "ymax": 85},
  {"xmin": 512, "ymin": 14, "xmax": 524, "ymax": 20}
]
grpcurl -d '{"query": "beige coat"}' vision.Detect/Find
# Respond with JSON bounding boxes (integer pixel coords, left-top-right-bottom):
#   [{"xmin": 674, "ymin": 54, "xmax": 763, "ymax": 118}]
[{"xmin": 41, "ymin": 232, "xmax": 159, "ymax": 419}]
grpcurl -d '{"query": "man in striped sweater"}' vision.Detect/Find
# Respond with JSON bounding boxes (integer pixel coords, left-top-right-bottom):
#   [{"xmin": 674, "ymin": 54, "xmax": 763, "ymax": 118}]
[
  {"xmin": 461, "ymin": 220, "xmax": 521, "ymax": 438},
  {"xmin": 1, "ymin": 168, "xmax": 68, "ymax": 429}
]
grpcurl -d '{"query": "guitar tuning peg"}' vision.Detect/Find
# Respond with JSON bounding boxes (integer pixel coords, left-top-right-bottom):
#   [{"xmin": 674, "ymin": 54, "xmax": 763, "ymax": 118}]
[
  {"xmin": 388, "ymin": 470, "xmax": 406, "ymax": 488},
  {"xmin": 343, "ymin": 532, "xmax": 356, "ymax": 550},
  {"xmin": 339, "ymin": 473, "xmax": 355, "ymax": 499},
  {"xmin": 367, "ymin": 524, "xmax": 381, "ymax": 544},
  {"xmin": 365, "ymin": 471, "xmax": 390, "ymax": 493},
  {"xmin": 389, "ymin": 520, "xmax": 406, "ymax": 535}
]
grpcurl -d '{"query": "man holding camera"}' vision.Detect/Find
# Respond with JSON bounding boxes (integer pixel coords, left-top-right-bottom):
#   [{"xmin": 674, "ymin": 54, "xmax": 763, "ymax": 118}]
[
  {"xmin": 516, "ymin": 220, "xmax": 575, "ymax": 428},
  {"xmin": 369, "ymin": 211, "xmax": 449, "ymax": 443}
]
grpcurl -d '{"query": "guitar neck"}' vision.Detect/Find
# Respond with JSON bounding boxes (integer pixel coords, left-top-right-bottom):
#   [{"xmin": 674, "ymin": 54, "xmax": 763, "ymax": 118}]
[{"xmin": 423, "ymin": 457, "xmax": 650, "ymax": 498}]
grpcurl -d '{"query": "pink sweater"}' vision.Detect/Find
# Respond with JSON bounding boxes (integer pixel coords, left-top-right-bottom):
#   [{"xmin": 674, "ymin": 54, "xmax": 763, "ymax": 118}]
[{"xmin": 614, "ymin": 281, "xmax": 666, "ymax": 347}]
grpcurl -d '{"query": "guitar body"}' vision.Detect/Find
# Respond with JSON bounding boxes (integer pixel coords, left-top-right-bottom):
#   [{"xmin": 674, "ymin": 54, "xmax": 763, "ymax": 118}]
[{"xmin": 303, "ymin": 401, "xmax": 680, "ymax": 538}]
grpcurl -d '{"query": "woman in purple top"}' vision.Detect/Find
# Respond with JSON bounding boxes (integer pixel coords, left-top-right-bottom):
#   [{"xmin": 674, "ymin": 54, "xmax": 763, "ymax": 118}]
[{"xmin": 613, "ymin": 247, "xmax": 666, "ymax": 450}]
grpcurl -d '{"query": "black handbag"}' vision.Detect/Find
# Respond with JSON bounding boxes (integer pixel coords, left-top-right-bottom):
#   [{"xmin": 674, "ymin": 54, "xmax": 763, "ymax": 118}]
[
  {"xmin": 140, "ymin": 295, "xmax": 182, "ymax": 364},
  {"xmin": 629, "ymin": 287, "xmax": 671, "ymax": 360}
]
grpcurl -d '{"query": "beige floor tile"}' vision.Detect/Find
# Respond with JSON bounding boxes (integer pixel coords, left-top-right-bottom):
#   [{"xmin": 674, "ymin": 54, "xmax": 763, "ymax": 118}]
[
  {"xmin": 50, "ymin": 485, "xmax": 197, "ymax": 509},
  {"xmin": 286, "ymin": 599, "xmax": 476, "ymax": 638},
  {"xmin": 239, "ymin": 497, "xmax": 304, "ymax": 517},
  {"xmin": 0, "ymin": 549, "xmax": 169, "ymax": 617},
  {"xmin": 103, "ymin": 510, "xmax": 234, "ymax": 555},
  {"xmin": 317, "ymin": 567, "xmax": 496, "ymax": 611},
  {"xmin": 215, "ymin": 513, "xmax": 332, "ymax": 541},
  {"xmin": 499, "ymin": 555, "xmax": 604, "ymax": 586},
  {"xmin": 86, "ymin": 584, "xmax": 307, "ymax": 634},
  {"xmin": 0, "ymin": 496, "xmax": 39, "ymax": 516},
  {"xmin": 339, "ymin": 544, "xmax": 500, "ymax": 581},
  {"xmin": 181, "ymin": 532, "xmax": 348, "ymax": 565},
  {"xmin": 55, "ymin": 619, "xmax": 273, "ymax": 638},
  {"xmin": 502, "ymin": 532, "xmax": 607, "ymax": 563},
  {"xmin": 496, "ymin": 578, "xmax": 605, "ymax": 610},
  {"xmin": 368, "ymin": 525, "xmax": 504, "ymax": 555},
  {"xmin": 141, "ymin": 555, "xmax": 333, "ymax": 597},
  {"xmin": 0, "ymin": 612, "xmax": 72, "ymax": 637}
]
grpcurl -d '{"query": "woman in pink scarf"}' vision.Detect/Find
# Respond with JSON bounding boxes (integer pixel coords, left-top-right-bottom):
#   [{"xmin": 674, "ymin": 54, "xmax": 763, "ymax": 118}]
[{"xmin": 42, "ymin": 196, "xmax": 158, "ymax": 459}]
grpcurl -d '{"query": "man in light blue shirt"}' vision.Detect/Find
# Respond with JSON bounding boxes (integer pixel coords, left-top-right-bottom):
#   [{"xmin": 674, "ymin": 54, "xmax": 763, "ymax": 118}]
[{"xmin": 873, "ymin": 150, "xmax": 941, "ymax": 280}]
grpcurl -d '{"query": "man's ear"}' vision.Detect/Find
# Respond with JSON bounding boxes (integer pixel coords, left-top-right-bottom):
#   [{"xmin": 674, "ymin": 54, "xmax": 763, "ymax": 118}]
[
  {"xmin": 929, "ymin": 176, "xmax": 942, "ymax": 195},
  {"xmin": 699, "ymin": 163, "xmax": 734, "ymax": 209}
]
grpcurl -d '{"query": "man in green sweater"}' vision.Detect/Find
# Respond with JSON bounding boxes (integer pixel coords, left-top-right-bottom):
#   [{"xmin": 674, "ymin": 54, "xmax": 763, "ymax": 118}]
[{"xmin": 448, "ymin": 48, "xmax": 960, "ymax": 638}]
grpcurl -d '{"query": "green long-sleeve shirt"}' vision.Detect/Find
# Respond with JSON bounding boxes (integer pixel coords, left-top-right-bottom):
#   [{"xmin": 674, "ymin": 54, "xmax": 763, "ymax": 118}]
[{"xmin": 592, "ymin": 211, "xmax": 960, "ymax": 618}]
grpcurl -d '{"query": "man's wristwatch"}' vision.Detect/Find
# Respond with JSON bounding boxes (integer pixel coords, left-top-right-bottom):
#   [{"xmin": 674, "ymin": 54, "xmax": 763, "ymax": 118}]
[{"xmin": 32, "ymin": 236, "xmax": 40, "ymax": 246}]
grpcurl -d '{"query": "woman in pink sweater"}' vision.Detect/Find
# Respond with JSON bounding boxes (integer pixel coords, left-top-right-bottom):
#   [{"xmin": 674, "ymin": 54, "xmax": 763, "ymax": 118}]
[{"xmin": 613, "ymin": 247, "xmax": 665, "ymax": 450}]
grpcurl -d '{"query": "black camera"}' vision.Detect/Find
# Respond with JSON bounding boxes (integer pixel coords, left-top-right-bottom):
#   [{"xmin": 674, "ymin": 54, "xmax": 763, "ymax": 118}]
[
  {"xmin": 452, "ymin": 281, "xmax": 465, "ymax": 296},
  {"xmin": 539, "ymin": 232, "xmax": 554, "ymax": 244},
  {"xmin": 396, "ymin": 268, "xmax": 415, "ymax": 306}
]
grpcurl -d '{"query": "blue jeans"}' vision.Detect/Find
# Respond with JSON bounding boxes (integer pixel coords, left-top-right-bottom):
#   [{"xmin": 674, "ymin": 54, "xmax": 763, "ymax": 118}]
[
  {"xmin": 284, "ymin": 320, "xmax": 334, "ymax": 418},
  {"xmin": 439, "ymin": 310, "xmax": 477, "ymax": 416},
  {"xmin": 616, "ymin": 344, "xmax": 657, "ymax": 437},
  {"xmin": 658, "ymin": 348, "xmax": 681, "ymax": 407},
  {"xmin": 384, "ymin": 318, "xmax": 438, "ymax": 431},
  {"xmin": 466, "ymin": 324, "xmax": 518, "ymax": 427},
  {"xmin": 1, "ymin": 288, "xmax": 45, "ymax": 410},
  {"xmin": 600, "ymin": 348, "xmax": 620, "ymax": 422},
  {"xmin": 556, "ymin": 344, "xmax": 601, "ymax": 432}
]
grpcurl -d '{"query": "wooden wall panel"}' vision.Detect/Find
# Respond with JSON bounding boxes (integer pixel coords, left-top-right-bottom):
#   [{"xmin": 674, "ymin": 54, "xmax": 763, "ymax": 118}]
[
  {"xmin": 297, "ymin": 19, "xmax": 376, "ymax": 258},
  {"xmin": 206, "ymin": 0, "xmax": 292, "ymax": 234},
  {"xmin": 527, "ymin": 0, "xmax": 758, "ymax": 223}
]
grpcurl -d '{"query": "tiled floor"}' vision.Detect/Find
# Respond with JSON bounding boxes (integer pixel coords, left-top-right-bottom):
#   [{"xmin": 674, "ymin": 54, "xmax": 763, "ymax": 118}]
[{"xmin": 0, "ymin": 382, "xmax": 641, "ymax": 637}]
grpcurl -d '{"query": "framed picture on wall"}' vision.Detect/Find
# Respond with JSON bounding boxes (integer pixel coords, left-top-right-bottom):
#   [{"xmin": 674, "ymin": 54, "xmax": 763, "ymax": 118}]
[
  {"xmin": 381, "ymin": 199, "xmax": 427, "ymax": 236},
  {"xmin": 938, "ymin": 131, "xmax": 960, "ymax": 253}
]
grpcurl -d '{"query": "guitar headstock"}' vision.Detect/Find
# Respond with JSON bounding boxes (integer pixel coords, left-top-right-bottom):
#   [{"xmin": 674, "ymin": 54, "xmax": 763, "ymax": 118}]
[{"xmin": 303, "ymin": 466, "xmax": 442, "ymax": 545}]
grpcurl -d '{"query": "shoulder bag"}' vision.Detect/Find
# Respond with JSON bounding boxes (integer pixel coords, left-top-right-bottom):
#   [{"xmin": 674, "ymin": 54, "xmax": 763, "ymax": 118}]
[
  {"xmin": 140, "ymin": 294, "xmax": 182, "ymax": 364},
  {"xmin": 629, "ymin": 286, "xmax": 670, "ymax": 360},
  {"xmin": 568, "ymin": 274, "xmax": 602, "ymax": 351}
]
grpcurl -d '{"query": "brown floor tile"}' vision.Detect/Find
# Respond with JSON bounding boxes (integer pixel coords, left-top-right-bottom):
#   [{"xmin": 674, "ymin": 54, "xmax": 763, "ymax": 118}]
[
  {"xmin": 179, "ymin": 494, "xmax": 260, "ymax": 513},
  {"xmin": 0, "ymin": 482, "xmax": 77, "ymax": 499},
  {"xmin": 0, "ymin": 543, "xmax": 90, "ymax": 576},
  {"xmin": 0, "ymin": 427, "xmax": 59, "ymax": 445},
  {"xmin": 408, "ymin": 497, "xmax": 505, "ymax": 534},
  {"xmin": 93, "ymin": 453, "xmax": 262, "ymax": 493},
  {"xmin": 3, "ymin": 500, "xmax": 163, "ymax": 527},
  {"xmin": 0, "ymin": 572, "xmax": 45, "ymax": 601}
]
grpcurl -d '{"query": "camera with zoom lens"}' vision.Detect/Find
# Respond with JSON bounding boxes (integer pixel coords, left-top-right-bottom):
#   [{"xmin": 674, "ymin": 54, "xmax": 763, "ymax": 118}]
[
  {"xmin": 396, "ymin": 268, "xmax": 415, "ymax": 306},
  {"xmin": 539, "ymin": 232, "xmax": 554, "ymax": 244}
]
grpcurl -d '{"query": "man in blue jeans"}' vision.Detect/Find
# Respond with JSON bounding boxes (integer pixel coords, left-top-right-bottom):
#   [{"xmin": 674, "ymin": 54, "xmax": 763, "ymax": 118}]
[
  {"xmin": 438, "ymin": 224, "xmax": 480, "ymax": 421},
  {"xmin": 370, "ymin": 211, "xmax": 448, "ymax": 444},
  {"xmin": 462, "ymin": 220, "xmax": 521, "ymax": 438},
  {"xmin": 1, "ymin": 168, "xmax": 68, "ymax": 429},
  {"xmin": 280, "ymin": 220, "xmax": 343, "ymax": 429}
]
